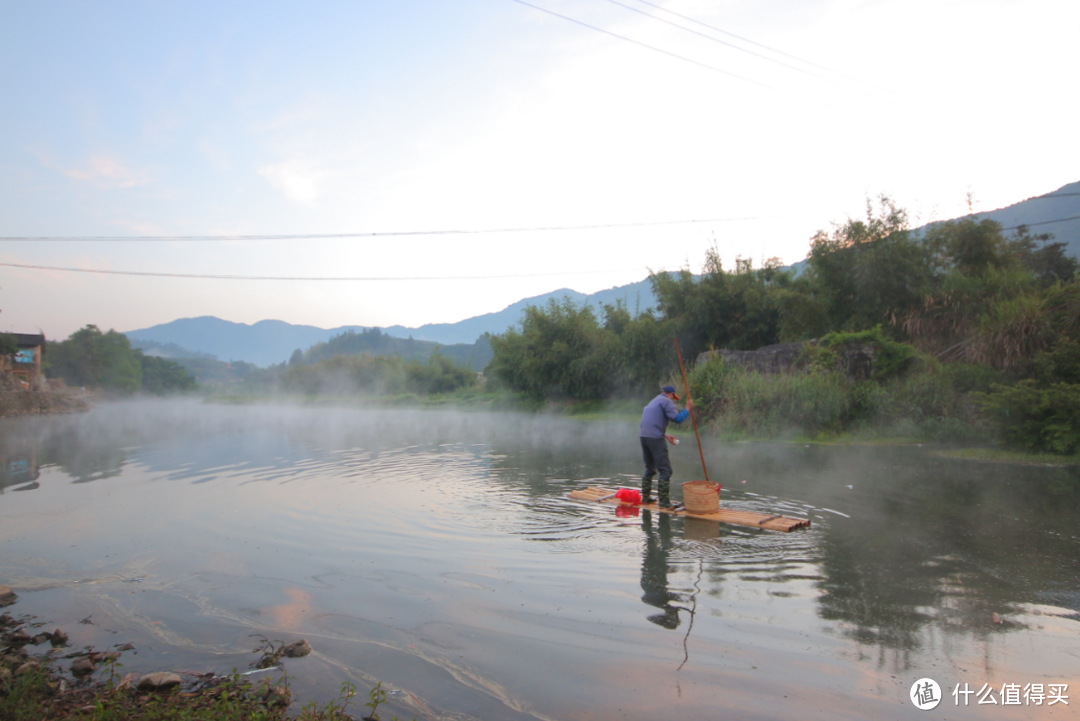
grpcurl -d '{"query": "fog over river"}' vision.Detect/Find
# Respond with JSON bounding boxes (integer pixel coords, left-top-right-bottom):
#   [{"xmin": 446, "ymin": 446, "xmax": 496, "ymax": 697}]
[{"xmin": 1, "ymin": 401, "xmax": 1078, "ymax": 720}]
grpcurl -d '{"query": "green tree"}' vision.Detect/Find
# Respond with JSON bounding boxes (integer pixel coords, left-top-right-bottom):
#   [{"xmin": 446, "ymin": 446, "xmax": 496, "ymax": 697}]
[
  {"xmin": 805, "ymin": 196, "xmax": 931, "ymax": 333},
  {"xmin": 1007, "ymin": 226, "xmax": 1079, "ymax": 287},
  {"xmin": 138, "ymin": 353, "xmax": 197, "ymax": 394},
  {"xmin": 405, "ymin": 350, "xmax": 477, "ymax": 394},
  {"xmin": 0, "ymin": 333, "xmax": 18, "ymax": 358},
  {"xmin": 925, "ymin": 216, "xmax": 1014, "ymax": 276},
  {"xmin": 650, "ymin": 251, "xmax": 789, "ymax": 360},
  {"xmin": 488, "ymin": 298, "xmax": 614, "ymax": 400},
  {"xmin": 45, "ymin": 325, "xmax": 143, "ymax": 393},
  {"xmin": 599, "ymin": 301, "xmax": 671, "ymax": 397}
]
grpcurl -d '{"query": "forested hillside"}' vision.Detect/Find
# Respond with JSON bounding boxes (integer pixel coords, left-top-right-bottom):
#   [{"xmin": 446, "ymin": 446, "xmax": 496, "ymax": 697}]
[
  {"xmin": 297, "ymin": 328, "xmax": 491, "ymax": 369},
  {"xmin": 487, "ymin": 200, "xmax": 1080, "ymax": 454}
]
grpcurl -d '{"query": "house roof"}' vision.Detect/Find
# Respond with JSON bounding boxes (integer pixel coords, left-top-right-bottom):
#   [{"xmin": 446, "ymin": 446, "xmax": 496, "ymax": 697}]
[{"xmin": 11, "ymin": 333, "xmax": 45, "ymax": 348}]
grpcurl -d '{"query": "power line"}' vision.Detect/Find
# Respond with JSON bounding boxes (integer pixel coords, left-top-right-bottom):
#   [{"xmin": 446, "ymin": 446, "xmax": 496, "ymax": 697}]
[
  {"xmin": 0, "ymin": 215, "xmax": 775, "ymax": 242},
  {"xmin": 7, "ymin": 217, "xmax": 1076, "ymax": 281},
  {"xmin": 630, "ymin": 0, "xmax": 874, "ymax": 88},
  {"xmin": 0, "ymin": 261, "xmax": 665, "ymax": 281},
  {"xmin": 508, "ymin": 0, "xmax": 773, "ymax": 89},
  {"xmin": 600, "ymin": 0, "xmax": 832, "ymax": 83},
  {"xmin": 1001, "ymin": 214, "xmax": 1080, "ymax": 231}
]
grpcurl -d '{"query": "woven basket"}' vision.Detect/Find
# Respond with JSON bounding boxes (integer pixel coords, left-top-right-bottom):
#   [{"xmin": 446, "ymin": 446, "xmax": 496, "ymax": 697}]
[{"xmin": 682, "ymin": 480, "xmax": 720, "ymax": 515}]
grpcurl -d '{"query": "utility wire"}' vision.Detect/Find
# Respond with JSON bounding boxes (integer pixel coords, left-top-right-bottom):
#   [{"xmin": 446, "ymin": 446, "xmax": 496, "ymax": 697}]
[
  {"xmin": 0, "ymin": 261, "xmax": 666, "ymax": 282},
  {"xmin": 601, "ymin": 0, "xmax": 832, "ymax": 83},
  {"xmin": 0, "ymin": 215, "xmax": 774, "ymax": 242},
  {"xmin": 508, "ymin": 0, "xmax": 774, "ymax": 89},
  {"xmin": 6, "ymin": 213, "xmax": 1074, "ymax": 243},
  {"xmin": 1001, "ymin": 215, "xmax": 1080, "ymax": 230},
  {"xmin": 6, "ymin": 216, "xmax": 1076, "ymax": 281},
  {"xmin": 631, "ymin": 0, "xmax": 875, "ymax": 88}
]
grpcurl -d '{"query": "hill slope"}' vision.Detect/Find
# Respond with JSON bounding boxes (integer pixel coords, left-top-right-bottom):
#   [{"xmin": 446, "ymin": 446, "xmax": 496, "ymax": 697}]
[
  {"xmin": 974, "ymin": 181, "xmax": 1080, "ymax": 257},
  {"xmin": 125, "ymin": 278, "xmax": 659, "ymax": 366}
]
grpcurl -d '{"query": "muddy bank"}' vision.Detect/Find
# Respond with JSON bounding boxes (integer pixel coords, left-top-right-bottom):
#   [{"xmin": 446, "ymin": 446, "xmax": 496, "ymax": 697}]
[
  {"xmin": 0, "ymin": 373, "xmax": 88, "ymax": 418},
  {"xmin": 0, "ymin": 590, "xmax": 340, "ymax": 721}
]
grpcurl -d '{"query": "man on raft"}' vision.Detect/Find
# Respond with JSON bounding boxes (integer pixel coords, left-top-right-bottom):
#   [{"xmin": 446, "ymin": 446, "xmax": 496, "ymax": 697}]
[{"xmin": 639, "ymin": 385, "xmax": 693, "ymax": 508}]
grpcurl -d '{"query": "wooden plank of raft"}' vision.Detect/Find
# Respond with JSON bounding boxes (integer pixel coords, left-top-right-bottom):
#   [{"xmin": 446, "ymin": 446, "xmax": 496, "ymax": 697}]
[{"xmin": 567, "ymin": 486, "xmax": 811, "ymax": 532}]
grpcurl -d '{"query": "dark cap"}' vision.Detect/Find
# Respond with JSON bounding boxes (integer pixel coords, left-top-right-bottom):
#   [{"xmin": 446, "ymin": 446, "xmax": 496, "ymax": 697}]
[{"xmin": 662, "ymin": 385, "xmax": 680, "ymax": 400}]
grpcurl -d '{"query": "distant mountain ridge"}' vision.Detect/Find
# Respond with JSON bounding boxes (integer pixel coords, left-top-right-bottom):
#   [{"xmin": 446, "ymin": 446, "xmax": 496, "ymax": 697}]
[
  {"xmin": 126, "ymin": 278, "xmax": 658, "ymax": 367},
  {"xmin": 125, "ymin": 181, "xmax": 1079, "ymax": 367}
]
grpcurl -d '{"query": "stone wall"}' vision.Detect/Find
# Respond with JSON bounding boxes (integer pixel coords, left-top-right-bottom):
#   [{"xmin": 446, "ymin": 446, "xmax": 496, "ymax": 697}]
[{"xmin": 696, "ymin": 341, "xmax": 813, "ymax": 375}]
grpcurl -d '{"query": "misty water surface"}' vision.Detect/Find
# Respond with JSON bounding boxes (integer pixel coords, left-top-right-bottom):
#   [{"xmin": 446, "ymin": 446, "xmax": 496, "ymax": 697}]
[{"xmin": 1, "ymin": 401, "xmax": 1078, "ymax": 720}]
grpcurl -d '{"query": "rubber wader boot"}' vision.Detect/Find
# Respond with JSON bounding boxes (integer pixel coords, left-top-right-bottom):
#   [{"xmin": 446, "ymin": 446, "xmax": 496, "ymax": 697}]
[
  {"xmin": 658, "ymin": 477, "xmax": 672, "ymax": 508},
  {"xmin": 641, "ymin": 475, "xmax": 655, "ymax": 503}
]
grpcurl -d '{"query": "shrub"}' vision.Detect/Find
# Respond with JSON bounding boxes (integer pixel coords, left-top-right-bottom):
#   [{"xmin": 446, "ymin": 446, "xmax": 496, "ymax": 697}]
[
  {"xmin": 976, "ymin": 381, "xmax": 1080, "ymax": 455},
  {"xmin": 688, "ymin": 351, "xmax": 984, "ymax": 442},
  {"xmin": 689, "ymin": 356, "xmax": 872, "ymax": 438},
  {"xmin": 801, "ymin": 327, "xmax": 917, "ymax": 380}
]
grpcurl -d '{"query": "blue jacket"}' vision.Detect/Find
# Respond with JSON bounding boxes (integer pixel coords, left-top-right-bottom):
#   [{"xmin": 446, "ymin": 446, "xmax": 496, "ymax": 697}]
[{"xmin": 640, "ymin": 394, "xmax": 689, "ymax": 438}]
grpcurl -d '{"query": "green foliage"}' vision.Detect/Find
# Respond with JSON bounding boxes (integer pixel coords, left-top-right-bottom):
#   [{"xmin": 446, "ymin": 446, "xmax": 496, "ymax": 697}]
[
  {"xmin": 966, "ymin": 292, "xmax": 1055, "ymax": 369},
  {"xmin": 276, "ymin": 351, "xmax": 477, "ymax": 397},
  {"xmin": 1008, "ymin": 226, "xmax": 1079, "ymax": 286},
  {"xmin": 406, "ymin": 350, "xmax": 477, "ymax": 394},
  {"xmin": 689, "ymin": 357, "xmax": 870, "ymax": 437},
  {"xmin": 804, "ymin": 328, "xmax": 917, "ymax": 380},
  {"xmin": 925, "ymin": 216, "xmax": 1016, "ymax": 276},
  {"xmin": 487, "ymin": 298, "xmax": 614, "ymax": 400},
  {"xmin": 650, "ymin": 251, "xmax": 789, "ymax": 359},
  {"xmin": 938, "ymin": 361, "xmax": 1007, "ymax": 394},
  {"xmin": 688, "ymin": 352, "xmax": 983, "ymax": 442},
  {"xmin": 45, "ymin": 325, "xmax": 142, "ymax": 393},
  {"xmin": 486, "ymin": 297, "xmax": 671, "ymax": 401},
  {"xmin": 138, "ymin": 353, "xmax": 197, "ymax": 395},
  {"xmin": 977, "ymin": 381, "xmax": 1080, "ymax": 455},
  {"xmin": 805, "ymin": 196, "xmax": 931, "ymax": 333},
  {"xmin": 0, "ymin": 333, "xmax": 18, "ymax": 358},
  {"xmin": 597, "ymin": 301, "xmax": 671, "ymax": 397},
  {"xmin": 44, "ymin": 325, "xmax": 195, "ymax": 394},
  {"xmin": 301, "ymin": 328, "xmax": 493, "ymax": 371},
  {"xmin": 0, "ymin": 663, "xmax": 365, "ymax": 721},
  {"xmin": 482, "ymin": 198, "xmax": 1079, "ymax": 453},
  {"xmin": 1032, "ymin": 338, "xmax": 1080, "ymax": 386},
  {"xmin": 365, "ymin": 682, "xmax": 388, "ymax": 721}
]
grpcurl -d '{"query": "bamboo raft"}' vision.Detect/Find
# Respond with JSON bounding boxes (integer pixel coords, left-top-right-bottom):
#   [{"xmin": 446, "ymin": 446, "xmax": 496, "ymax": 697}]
[{"xmin": 568, "ymin": 485, "xmax": 811, "ymax": 532}]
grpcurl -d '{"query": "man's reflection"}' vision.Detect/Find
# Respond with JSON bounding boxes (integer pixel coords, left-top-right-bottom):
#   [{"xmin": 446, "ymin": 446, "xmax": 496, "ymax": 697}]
[{"xmin": 640, "ymin": 509, "xmax": 684, "ymax": 629}]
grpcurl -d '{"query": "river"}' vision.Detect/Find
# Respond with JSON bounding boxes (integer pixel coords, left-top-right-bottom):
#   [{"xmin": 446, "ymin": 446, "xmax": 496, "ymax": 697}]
[{"xmin": 1, "ymin": 400, "xmax": 1077, "ymax": 720}]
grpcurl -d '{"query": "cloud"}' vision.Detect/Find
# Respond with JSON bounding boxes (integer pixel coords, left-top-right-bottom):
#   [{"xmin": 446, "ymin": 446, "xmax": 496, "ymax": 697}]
[
  {"xmin": 258, "ymin": 160, "xmax": 322, "ymax": 205},
  {"xmin": 62, "ymin": 154, "xmax": 150, "ymax": 189}
]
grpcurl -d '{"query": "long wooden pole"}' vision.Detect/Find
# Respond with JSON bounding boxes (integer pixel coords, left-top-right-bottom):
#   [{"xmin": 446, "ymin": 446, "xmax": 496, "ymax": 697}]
[{"xmin": 674, "ymin": 337, "xmax": 710, "ymax": 484}]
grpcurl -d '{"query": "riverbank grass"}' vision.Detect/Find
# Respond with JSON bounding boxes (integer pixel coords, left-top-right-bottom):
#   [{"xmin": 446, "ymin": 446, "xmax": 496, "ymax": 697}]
[{"xmin": 0, "ymin": 664, "xmax": 390, "ymax": 721}]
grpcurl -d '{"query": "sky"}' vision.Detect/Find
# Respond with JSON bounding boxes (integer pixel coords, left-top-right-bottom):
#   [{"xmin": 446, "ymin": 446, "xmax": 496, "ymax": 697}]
[{"xmin": 1, "ymin": 0, "xmax": 1078, "ymax": 340}]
